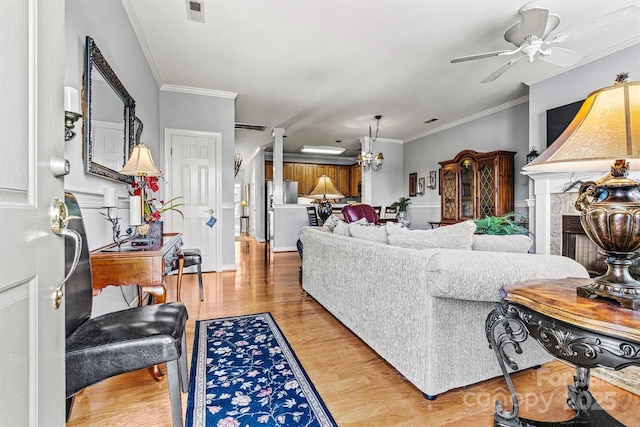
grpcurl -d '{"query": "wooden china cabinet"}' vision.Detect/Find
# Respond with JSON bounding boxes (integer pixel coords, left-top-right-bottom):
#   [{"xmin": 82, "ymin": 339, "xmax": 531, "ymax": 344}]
[{"xmin": 438, "ymin": 149, "xmax": 515, "ymax": 225}]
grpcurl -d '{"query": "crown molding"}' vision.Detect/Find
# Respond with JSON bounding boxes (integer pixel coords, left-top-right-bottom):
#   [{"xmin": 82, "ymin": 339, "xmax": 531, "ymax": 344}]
[
  {"xmin": 160, "ymin": 84, "xmax": 238, "ymax": 99},
  {"xmin": 525, "ymin": 38, "xmax": 640, "ymax": 87},
  {"xmin": 405, "ymin": 96, "xmax": 529, "ymax": 143}
]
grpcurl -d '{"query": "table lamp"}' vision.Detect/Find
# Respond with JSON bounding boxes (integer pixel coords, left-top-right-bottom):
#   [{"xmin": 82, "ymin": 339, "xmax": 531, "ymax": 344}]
[
  {"xmin": 120, "ymin": 142, "xmax": 162, "ymax": 226},
  {"xmin": 307, "ymin": 174, "xmax": 344, "ymax": 223},
  {"xmin": 524, "ymin": 73, "xmax": 640, "ymax": 309}
]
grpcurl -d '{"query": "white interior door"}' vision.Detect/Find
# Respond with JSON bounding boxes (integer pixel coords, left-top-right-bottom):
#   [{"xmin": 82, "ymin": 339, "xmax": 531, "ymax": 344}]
[
  {"xmin": 0, "ymin": 0, "xmax": 65, "ymax": 424},
  {"xmin": 165, "ymin": 129, "xmax": 221, "ymax": 272}
]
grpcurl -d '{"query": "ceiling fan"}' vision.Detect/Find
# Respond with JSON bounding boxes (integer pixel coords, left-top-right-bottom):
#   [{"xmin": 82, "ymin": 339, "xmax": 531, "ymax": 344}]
[{"xmin": 451, "ymin": 1, "xmax": 583, "ymax": 83}]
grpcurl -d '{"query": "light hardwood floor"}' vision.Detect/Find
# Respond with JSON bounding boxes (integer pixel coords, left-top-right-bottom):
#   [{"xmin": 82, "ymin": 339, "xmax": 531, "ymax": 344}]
[{"xmin": 66, "ymin": 238, "xmax": 640, "ymax": 426}]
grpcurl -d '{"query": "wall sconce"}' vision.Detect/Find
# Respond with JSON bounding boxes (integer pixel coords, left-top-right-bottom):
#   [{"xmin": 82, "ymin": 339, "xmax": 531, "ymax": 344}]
[
  {"xmin": 234, "ymin": 149, "xmax": 243, "ymax": 177},
  {"xmin": 64, "ymin": 86, "xmax": 82, "ymax": 141},
  {"xmin": 427, "ymin": 171, "xmax": 437, "ymax": 189},
  {"xmin": 417, "ymin": 177, "xmax": 426, "ymax": 195}
]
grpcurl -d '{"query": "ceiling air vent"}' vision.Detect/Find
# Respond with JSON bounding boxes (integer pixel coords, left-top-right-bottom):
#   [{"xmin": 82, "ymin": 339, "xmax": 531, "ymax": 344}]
[
  {"xmin": 235, "ymin": 122, "xmax": 267, "ymax": 132},
  {"xmin": 186, "ymin": 0, "xmax": 205, "ymax": 23}
]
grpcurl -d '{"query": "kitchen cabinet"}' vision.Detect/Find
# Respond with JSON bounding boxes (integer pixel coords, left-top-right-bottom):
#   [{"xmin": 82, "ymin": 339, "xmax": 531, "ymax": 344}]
[
  {"xmin": 265, "ymin": 161, "xmax": 355, "ymax": 196},
  {"xmin": 338, "ymin": 166, "xmax": 351, "ymax": 197},
  {"xmin": 350, "ymin": 164, "xmax": 361, "ymax": 197}
]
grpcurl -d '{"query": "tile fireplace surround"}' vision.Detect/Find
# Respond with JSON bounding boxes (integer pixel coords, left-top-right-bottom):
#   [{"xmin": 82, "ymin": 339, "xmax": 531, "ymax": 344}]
[{"xmin": 524, "ymin": 170, "xmax": 640, "ymax": 255}]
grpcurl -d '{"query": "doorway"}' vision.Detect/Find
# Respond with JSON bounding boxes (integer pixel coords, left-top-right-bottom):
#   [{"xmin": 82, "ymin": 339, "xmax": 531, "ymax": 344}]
[{"xmin": 164, "ymin": 128, "xmax": 222, "ymax": 272}]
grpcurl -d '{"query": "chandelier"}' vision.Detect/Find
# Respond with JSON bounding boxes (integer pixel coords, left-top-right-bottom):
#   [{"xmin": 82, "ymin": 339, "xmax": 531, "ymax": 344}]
[
  {"xmin": 357, "ymin": 115, "xmax": 384, "ymax": 172},
  {"xmin": 234, "ymin": 150, "xmax": 242, "ymax": 177}
]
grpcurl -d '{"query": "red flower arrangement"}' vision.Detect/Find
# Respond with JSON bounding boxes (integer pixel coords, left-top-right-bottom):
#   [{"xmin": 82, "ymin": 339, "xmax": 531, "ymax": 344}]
[{"xmin": 131, "ymin": 176, "xmax": 184, "ymax": 222}]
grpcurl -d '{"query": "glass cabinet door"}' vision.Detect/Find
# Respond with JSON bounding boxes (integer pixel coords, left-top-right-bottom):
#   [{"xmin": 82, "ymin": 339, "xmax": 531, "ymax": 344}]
[
  {"xmin": 478, "ymin": 161, "xmax": 496, "ymax": 217},
  {"xmin": 441, "ymin": 167, "xmax": 457, "ymax": 220},
  {"xmin": 459, "ymin": 160, "xmax": 474, "ymax": 219}
]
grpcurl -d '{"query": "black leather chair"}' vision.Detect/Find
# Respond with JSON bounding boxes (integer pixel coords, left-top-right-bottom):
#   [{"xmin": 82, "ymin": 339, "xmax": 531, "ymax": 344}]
[
  {"xmin": 174, "ymin": 248, "xmax": 204, "ymax": 301},
  {"xmin": 63, "ymin": 193, "xmax": 189, "ymax": 426}
]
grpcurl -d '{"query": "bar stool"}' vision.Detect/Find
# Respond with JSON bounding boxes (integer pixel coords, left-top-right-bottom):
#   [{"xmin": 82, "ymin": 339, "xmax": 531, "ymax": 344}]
[{"xmin": 175, "ymin": 248, "xmax": 204, "ymax": 301}]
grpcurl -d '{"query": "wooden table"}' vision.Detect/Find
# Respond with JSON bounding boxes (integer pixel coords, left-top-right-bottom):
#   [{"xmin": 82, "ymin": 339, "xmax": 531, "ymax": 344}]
[
  {"xmin": 90, "ymin": 233, "xmax": 183, "ymax": 304},
  {"xmin": 486, "ymin": 277, "xmax": 640, "ymax": 426}
]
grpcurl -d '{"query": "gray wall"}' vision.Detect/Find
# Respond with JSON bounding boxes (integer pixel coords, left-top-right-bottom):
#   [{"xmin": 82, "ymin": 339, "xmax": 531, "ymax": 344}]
[
  {"xmin": 403, "ymin": 102, "xmax": 529, "ymax": 228},
  {"xmin": 65, "ymin": 0, "xmax": 161, "ymax": 315},
  {"xmin": 402, "ymin": 42, "xmax": 640, "ymax": 230},
  {"xmin": 159, "ymin": 90, "xmax": 236, "ymax": 270},
  {"xmin": 529, "ymin": 44, "xmax": 640, "ymax": 154}
]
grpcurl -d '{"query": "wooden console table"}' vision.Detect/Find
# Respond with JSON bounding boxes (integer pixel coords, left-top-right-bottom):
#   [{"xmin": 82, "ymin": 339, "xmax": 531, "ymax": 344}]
[
  {"xmin": 486, "ymin": 277, "xmax": 640, "ymax": 426},
  {"xmin": 90, "ymin": 233, "xmax": 183, "ymax": 305}
]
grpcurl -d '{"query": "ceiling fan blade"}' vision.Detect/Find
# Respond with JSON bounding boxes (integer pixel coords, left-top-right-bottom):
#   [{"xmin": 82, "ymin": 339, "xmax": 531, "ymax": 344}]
[
  {"xmin": 481, "ymin": 57, "xmax": 521, "ymax": 83},
  {"xmin": 539, "ymin": 47, "xmax": 584, "ymax": 67},
  {"xmin": 450, "ymin": 50, "xmax": 514, "ymax": 63}
]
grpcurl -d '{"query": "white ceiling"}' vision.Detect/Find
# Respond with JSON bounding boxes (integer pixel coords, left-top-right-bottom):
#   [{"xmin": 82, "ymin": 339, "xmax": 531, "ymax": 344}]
[{"xmin": 122, "ymin": 0, "xmax": 640, "ymax": 161}]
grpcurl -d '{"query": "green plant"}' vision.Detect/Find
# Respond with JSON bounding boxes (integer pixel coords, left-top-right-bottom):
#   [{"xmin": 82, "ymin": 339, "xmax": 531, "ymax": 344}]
[
  {"xmin": 390, "ymin": 197, "xmax": 412, "ymax": 212},
  {"xmin": 473, "ymin": 213, "xmax": 529, "ymax": 235}
]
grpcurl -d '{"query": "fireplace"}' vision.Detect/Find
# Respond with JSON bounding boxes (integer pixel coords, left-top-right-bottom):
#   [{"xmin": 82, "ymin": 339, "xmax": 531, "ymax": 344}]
[
  {"xmin": 561, "ymin": 215, "xmax": 606, "ymax": 277},
  {"xmin": 562, "ymin": 214, "xmax": 640, "ymax": 279}
]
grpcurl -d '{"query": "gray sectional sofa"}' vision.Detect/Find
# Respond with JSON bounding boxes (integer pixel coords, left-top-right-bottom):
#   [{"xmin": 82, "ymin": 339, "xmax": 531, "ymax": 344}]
[{"xmin": 300, "ymin": 220, "xmax": 589, "ymax": 397}]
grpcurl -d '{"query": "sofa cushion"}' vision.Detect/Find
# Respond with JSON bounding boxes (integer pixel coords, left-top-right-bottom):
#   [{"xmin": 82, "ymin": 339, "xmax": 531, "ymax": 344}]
[
  {"xmin": 472, "ymin": 234, "xmax": 533, "ymax": 253},
  {"xmin": 322, "ymin": 214, "xmax": 343, "ymax": 232},
  {"xmin": 333, "ymin": 220, "xmax": 352, "ymax": 237},
  {"xmin": 386, "ymin": 220, "xmax": 476, "ymax": 250},
  {"xmin": 349, "ymin": 223, "xmax": 388, "ymax": 245}
]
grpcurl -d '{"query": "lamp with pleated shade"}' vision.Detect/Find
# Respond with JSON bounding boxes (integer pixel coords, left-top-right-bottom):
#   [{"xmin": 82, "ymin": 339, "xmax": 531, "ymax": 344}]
[
  {"xmin": 307, "ymin": 174, "xmax": 344, "ymax": 222},
  {"xmin": 120, "ymin": 143, "xmax": 162, "ymax": 177},
  {"xmin": 120, "ymin": 143, "xmax": 162, "ymax": 226}
]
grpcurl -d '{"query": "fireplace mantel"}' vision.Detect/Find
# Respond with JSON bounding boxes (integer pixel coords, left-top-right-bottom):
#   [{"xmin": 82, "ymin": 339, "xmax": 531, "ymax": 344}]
[{"xmin": 524, "ymin": 171, "xmax": 605, "ymax": 255}]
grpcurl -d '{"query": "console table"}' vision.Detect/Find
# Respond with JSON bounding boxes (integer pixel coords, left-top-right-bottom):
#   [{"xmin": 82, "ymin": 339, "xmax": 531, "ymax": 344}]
[
  {"xmin": 90, "ymin": 233, "xmax": 183, "ymax": 304},
  {"xmin": 486, "ymin": 277, "xmax": 640, "ymax": 426}
]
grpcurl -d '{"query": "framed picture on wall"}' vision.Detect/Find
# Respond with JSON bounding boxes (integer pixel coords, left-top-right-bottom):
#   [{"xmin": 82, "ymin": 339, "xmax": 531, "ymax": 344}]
[{"xmin": 409, "ymin": 173, "xmax": 417, "ymax": 196}]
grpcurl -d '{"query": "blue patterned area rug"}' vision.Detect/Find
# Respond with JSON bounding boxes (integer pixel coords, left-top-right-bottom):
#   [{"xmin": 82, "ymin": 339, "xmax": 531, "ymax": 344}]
[{"xmin": 186, "ymin": 313, "xmax": 337, "ymax": 427}]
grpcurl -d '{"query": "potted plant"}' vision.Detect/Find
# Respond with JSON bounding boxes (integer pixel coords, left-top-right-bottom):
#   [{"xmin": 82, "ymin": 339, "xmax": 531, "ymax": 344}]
[
  {"xmin": 390, "ymin": 197, "xmax": 412, "ymax": 219},
  {"xmin": 132, "ymin": 176, "xmax": 184, "ymax": 223},
  {"xmin": 131, "ymin": 176, "xmax": 184, "ymax": 248},
  {"xmin": 473, "ymin": 213, "xmax": 529, "ymax": 235}
]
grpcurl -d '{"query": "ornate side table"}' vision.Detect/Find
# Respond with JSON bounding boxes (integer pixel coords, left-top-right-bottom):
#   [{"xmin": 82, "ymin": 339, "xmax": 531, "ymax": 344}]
[{"xmin": 486, "ymin": 277, "xmax": 640, "ymax": 426}]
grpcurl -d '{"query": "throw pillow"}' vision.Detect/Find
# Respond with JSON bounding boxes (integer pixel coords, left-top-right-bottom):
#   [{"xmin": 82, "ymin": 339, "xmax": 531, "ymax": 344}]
[
  {"xmin": 322, "ymin": 214, "xmax": 343, "ymax": 232},
  {"xmin": 349, "ymin": 222, "xmax": 388, "ymax": 244},
  {"xmin": 472, "ymin": 234, "xmax": 533, "ymax": 253},
  {"xmin": 386, "ymin": 220, "xmax": 476, "ymax": 250},
  {"xmin": 333, "ymin": 221, "xmax": 352, "ymax": 237}
]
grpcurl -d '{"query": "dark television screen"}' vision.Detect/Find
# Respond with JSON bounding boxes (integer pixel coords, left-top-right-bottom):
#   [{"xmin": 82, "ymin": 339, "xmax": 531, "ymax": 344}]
[{"xmin": 546, "ymin": 99, "xmax": 584, "ymax": 147}]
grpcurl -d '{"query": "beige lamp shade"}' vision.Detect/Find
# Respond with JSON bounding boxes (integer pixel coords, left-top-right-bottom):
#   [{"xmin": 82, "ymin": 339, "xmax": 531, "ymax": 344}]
[
  {"xmin": 524, "ymin": 80, "xmax": 640, "ymax": 173},
  {"xmin": 120, "ymin": 143, "xmax": 162, "ymax": 176},
  {"xmin": 307, "ymin": 174, "xmax": 344, "ymax": 200}
]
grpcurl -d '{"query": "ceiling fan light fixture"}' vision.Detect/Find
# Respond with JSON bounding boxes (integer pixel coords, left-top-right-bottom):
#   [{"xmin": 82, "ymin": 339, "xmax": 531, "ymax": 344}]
[{"xmin": 450, "ymin": 1, "xmax": 582, "ymax": 83}]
